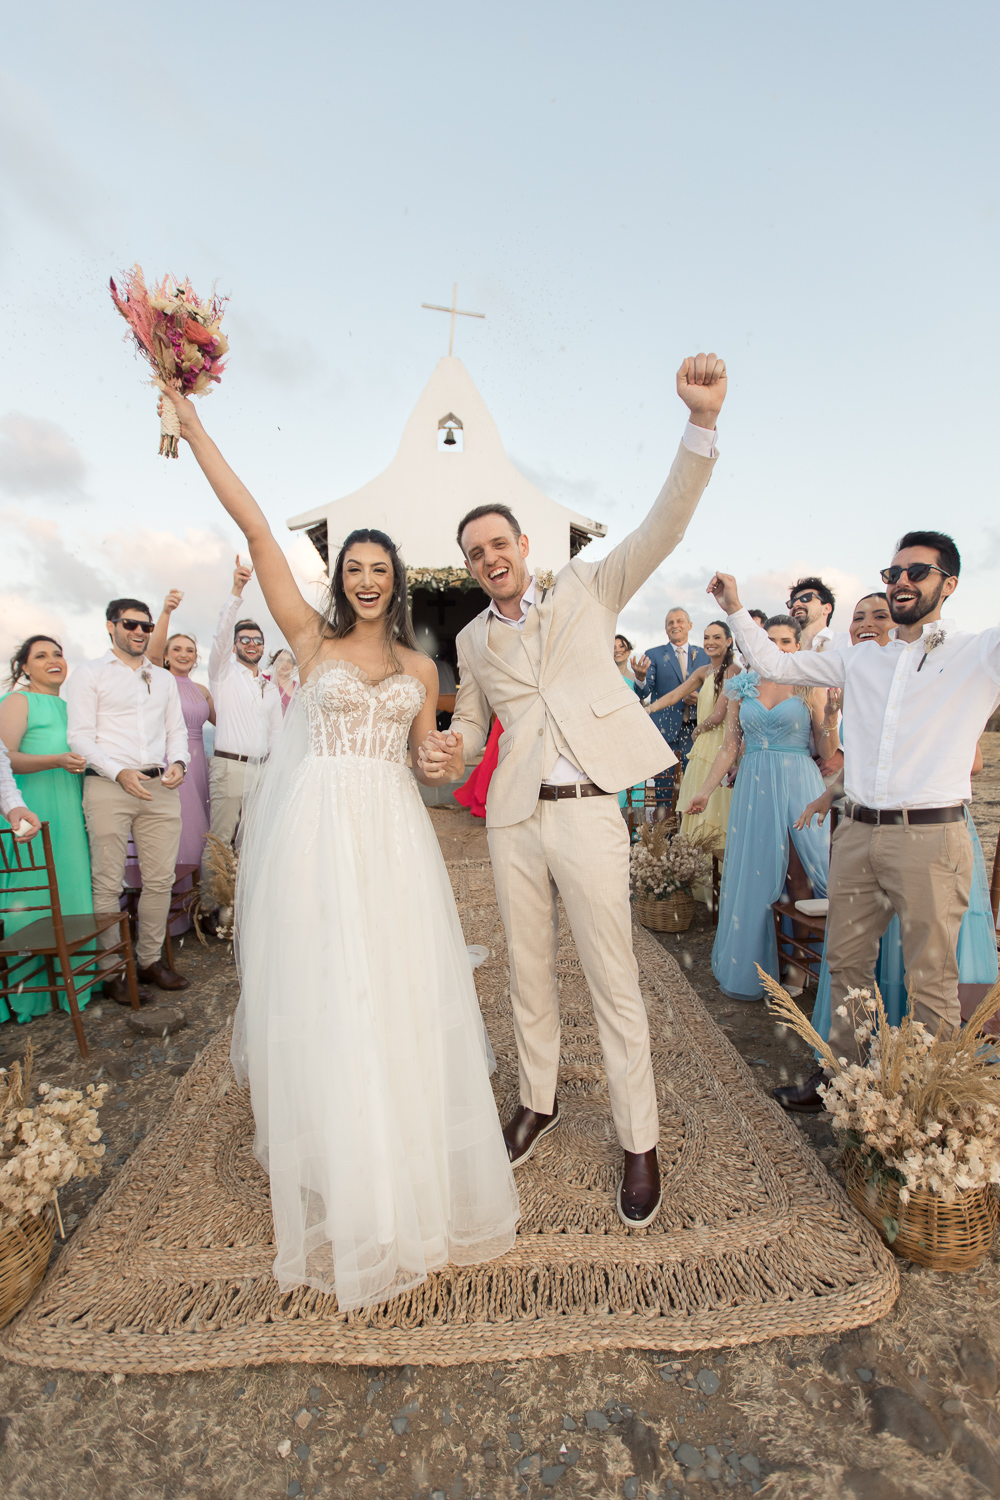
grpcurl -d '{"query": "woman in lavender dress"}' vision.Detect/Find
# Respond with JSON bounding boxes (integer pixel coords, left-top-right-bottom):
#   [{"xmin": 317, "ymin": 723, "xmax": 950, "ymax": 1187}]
[{"xmin": 149, "ymin": 595, "xmax": 213, "ymax": 930}]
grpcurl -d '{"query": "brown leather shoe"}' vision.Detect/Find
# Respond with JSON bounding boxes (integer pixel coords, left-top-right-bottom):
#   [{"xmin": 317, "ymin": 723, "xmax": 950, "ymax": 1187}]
[
  {"xmin": 618, "ymin": 1147, "xmax": 661, "ymax": 1228},
  {"xmin": 136, "ymin": 960, "xmax": 189, "ymax": 991},
  {"xmin": 502, "ymin": 1100, "xmax": 560, "ymax": 1167},
  {"xmin": 773, "ymin": 1068, "xmax": 827, "ymax": 1112},
  {"xmin": 102, "ymin": 974, "xmax": 155, "ymax": 1007}
]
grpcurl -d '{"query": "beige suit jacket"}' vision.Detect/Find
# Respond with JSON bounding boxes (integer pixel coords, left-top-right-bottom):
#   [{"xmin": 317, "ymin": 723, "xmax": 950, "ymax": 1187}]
[{"xmin": 451, "ymin": 439, "xmax": 717, "ymax": 827}]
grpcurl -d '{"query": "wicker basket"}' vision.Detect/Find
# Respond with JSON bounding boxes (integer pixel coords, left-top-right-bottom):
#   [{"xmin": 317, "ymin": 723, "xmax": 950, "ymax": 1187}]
[
  {"xmin": 634, "ymin": 891, "xmax": 696, "ymax": 933},
  {"xmin": 843, "ymin": 1148, "xmax": 998, "ymax": 1271},
  {"xmin": 0, "ymin": 1203, "xmax": 56, "ymax": 1328}
]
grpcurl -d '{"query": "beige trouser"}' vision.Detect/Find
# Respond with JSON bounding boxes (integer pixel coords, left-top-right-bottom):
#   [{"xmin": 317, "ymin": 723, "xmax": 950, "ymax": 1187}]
[
  {"xmin": 204, "ymin": 756, "xmax": 247, "ymax": 887},
  {"xmin": 488, "ymin": 795, "xmax": 660, "ymax": 1154},
  {"xmin": 826, "ymin": 815, "xmax": 975, "ymax": 1062},
  {"xmin": 82, "ymin": 775, "xmax": 182, "ymax": 970}
]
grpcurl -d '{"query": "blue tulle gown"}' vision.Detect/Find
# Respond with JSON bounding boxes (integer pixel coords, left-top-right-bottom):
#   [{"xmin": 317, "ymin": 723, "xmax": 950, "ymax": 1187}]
[
  {"xmin": 711, "ymin": 674, "xmax": 830, "ymax": 1001},
  {"xmin": 811, "ymin": 817, "xmax": 998, "ymax": 1037}
]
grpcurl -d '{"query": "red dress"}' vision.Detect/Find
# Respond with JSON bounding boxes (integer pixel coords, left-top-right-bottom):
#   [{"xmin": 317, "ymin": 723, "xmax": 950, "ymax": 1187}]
[{"xmin": 453, "ymin": 718, "xmax": 502, "ymax": 819}]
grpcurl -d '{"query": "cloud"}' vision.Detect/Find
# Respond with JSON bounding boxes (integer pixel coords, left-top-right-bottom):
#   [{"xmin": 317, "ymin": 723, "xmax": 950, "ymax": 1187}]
[
  {"xmin": 2, "ymin": 512, "xmax": 112, "ymax": 613},
  {"xmin": 226, "ymin": 309, "xmax": 324, "ymax": 387},
  {"xmin": 511, "ymin": 458, "xmax": 615, "ymax": 521},
  {"xmin": 0, "ymin": 413, "xmax": 87, "ymax": 497},
  {"xmin": 0, "ymin": 72, "xmax": 96, "ymax": 243}
]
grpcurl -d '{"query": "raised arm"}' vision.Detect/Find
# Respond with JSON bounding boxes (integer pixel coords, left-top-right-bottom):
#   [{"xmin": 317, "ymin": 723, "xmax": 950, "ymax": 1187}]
[
  {"xmin": 585, "ymin": 354, "xmax": 726, "ymax": 612},
  {"xmin": 709, "ymin": 578, "xmax": 847, "ymax": 688},
  {"xmin": 683, "ymin": 694, "xmax": 742, "ymax": 814},
  {"xmin": 148, "ymin": 589, "xmax": 184, "ymax": 667},
  {"xmin": 158, "ymin": 385, "xmax": 323, "ymax": 655},
  {"xmin": 644, "ymin": 664, "xmax": 711, "ymax": 715}
]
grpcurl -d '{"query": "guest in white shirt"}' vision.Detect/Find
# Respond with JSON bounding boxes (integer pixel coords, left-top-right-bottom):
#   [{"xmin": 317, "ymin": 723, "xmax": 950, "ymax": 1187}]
[
  {"xmin": 711, "ymin": 530, "xmax": 1000, "ymax": 1093},
  {"xmin": 66, "ymin": 598, "xmax": 189, "ymax": 1000},
  {"xmin": 0, "ymin": 738, "xmax": 40, "ymax": 841},
  {"xmin": 206, "ymin": 561, "xmax": 282, "ymax": 880},
  {"xmin": 787, "ymin": 576, "xmax": 846, "ymax": 651}
]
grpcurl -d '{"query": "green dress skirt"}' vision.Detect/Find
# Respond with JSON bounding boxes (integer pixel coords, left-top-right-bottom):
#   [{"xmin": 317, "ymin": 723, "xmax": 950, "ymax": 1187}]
[{"xmin": 0, "ymin": 692, "xmax": 95, "ymax": 1022}]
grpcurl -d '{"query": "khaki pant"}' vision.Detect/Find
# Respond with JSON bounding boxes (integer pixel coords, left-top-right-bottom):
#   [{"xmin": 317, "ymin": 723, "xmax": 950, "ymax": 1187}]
[
  {"xmin": 82, "ymin": 775, "xmax": 182, "ymax": 970},
  {"xmin": 826, "ymin": 815, "xmax": 974, "ymax": 1062},
  {"xmin": 204, "ymin": 756, "xmax": 247, "ymax": 889},
  {"xmin": 488, "ymin": 795, "xmax": 660, "ymax": 1154}
]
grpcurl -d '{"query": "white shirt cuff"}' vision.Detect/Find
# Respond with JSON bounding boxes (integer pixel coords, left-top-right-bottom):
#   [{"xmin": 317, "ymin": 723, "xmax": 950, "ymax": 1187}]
[{"xmin": 682, "ymin": 421, "xmax": 718, "ymax": 460}]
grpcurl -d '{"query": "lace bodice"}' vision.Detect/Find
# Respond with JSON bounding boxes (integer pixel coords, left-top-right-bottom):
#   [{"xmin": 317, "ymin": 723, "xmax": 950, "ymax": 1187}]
[{"xmin": 301, "ymin": 660, "xmax": 426, "ymax": 763}]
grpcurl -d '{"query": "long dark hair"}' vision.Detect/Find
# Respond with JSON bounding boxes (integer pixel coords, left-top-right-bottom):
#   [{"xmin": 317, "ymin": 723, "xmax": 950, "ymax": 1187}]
[
  {"xmin": 7, "ymin": 635, "xmax": 62, "ymax": 690},
  {"xmin": 707, "ymin": 620, "xmax": 734, "ymax": 698},
  {"xmin": 320, "ymin": 528, "xmax": 417, "ymax": 668}
]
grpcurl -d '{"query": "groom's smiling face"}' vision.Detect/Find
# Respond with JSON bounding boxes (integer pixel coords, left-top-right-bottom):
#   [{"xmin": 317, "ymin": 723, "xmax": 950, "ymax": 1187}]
[{"xmin": 460, "ymin": 514, "xmax": 531, "ymax": 605}]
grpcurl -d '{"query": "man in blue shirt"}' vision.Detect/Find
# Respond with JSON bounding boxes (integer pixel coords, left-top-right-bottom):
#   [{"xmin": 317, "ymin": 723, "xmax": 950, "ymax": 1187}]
[{"xmin": 634, "ymin": 607, "xmax": 710, "ymax": 797}]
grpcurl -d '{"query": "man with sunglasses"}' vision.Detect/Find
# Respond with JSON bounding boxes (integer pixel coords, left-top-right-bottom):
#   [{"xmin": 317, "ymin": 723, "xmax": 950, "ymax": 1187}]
[
  {"xmin": 709, "ymin": 530, "xmax": 1000, "ymax": 1106},
  {"xmin": 787, "ymin": 577, "xmax": 843, "ymax": 651},
  {"xmin": 205, "ymin": 560, "xmax": 282, "ymax": 896},
  {"xmin": 66, "ymin": 598, "xmax": 190, "ymax": 999}
]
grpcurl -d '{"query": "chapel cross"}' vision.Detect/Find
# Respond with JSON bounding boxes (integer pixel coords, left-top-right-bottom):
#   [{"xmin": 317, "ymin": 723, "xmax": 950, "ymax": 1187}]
[{"xmin": 421, "ymin": 283, "xmax": 485, "ymax": 356}]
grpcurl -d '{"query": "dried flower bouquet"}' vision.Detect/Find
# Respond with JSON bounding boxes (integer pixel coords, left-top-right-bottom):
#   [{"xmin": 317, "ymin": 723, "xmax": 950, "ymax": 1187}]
[
  {"xmin": 629, "ymin": 821, "xmax": 717, "ymax": 901},
  {"xmin": 110, "ymin": 265, "xmax": 228, "ymax": 457},
  {"xmin": 757, "ymin": 965, "xmax": 1000, "ymax": 1213},
  {"xmin": 0, "ymin": 1044, "xmax": 108, "ymax": 1225}
]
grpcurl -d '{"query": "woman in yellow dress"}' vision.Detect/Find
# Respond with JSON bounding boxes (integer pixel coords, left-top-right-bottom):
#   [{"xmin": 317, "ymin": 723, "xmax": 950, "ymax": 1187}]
[{"xmin": 641, "ymin": 620, "xmax": 736, "ymax": 900}]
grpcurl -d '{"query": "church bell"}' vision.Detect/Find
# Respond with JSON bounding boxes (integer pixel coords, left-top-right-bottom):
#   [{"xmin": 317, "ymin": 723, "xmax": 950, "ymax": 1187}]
[{"xmin": 443, "ymin": 427, "xmax": 457, "ymax": 446}]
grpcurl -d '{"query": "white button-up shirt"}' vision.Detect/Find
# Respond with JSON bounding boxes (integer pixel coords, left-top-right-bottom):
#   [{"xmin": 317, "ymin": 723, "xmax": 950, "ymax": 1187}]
[
  {"xmin": 729, "ymin": 608, "xmax": 1000, "ymax": 809},
  {"xmin": 487, "ymin": 421, "xmax": 719, "ymax": 785},
  {"xmin": 0, "ymin": 738, "xmax": 25, "ymax": 816},
  {"xmin": 66, "ymin": 650, "xmax": 189, "ymax": 783},
  {"xmin": 208, "ymin": 595, "xmax": 283, "ymax": 758}
]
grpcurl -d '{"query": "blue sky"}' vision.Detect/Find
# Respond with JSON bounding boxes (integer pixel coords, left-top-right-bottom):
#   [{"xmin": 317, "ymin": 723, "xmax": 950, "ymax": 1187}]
[{"xmin": 1, "ymin": 1, "xmax": 997, "ymax": 674}]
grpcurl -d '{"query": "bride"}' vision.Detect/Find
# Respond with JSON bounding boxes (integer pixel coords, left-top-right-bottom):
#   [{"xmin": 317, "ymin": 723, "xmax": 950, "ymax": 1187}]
[{"xmin": 158, "ymin": 386, "xmax": 519, "ymax": 1312}]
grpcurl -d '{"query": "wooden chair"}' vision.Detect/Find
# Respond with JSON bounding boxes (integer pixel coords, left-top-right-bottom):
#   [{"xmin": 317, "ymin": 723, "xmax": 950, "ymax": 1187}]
[
  {"xmin": 770, "ymin": 899, "xmax": 827, "ymax": 995},
  {"xmin": 0, "ymin": 823, "xmax": 141, "ymax": 1058},
  {"xmin": 121, "ymin": 861, "xmax": 201, "ymax": 972}
]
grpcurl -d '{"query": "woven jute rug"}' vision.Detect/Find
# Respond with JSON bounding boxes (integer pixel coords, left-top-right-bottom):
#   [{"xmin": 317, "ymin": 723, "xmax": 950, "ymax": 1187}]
[{"xmin": 0, "ymin": 859, "xmax": 897, "ymax": 1372}]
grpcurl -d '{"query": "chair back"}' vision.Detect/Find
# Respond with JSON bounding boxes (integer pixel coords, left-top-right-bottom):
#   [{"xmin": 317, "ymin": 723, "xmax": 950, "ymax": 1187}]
[{"xmin": 0, "ymin": 823, "xmax": 62, "ymax": 932}]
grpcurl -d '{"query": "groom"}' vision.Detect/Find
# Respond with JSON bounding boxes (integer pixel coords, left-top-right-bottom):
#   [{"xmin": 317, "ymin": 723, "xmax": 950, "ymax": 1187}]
[{"xmin": 418, "ymin": 352, "xmax": 727, "ymax": 1228}]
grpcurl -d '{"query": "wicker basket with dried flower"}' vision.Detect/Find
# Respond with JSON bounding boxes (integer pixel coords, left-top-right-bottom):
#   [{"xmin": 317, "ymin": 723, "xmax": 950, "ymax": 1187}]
[
  {"xmin": 758, "ymin": 964, "xmax": 1000, "ymax": 1270},
  {"xmin": 630, "ymin": 822, "xmax": 718, "ymax": 932}
]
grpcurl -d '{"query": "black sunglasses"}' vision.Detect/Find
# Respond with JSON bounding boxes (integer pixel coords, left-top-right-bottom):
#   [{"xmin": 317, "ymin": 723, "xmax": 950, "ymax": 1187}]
[
  {"xmin": 880, "ymin": 564, "xmax": 951, "ymax": 586},
  {"xmin": 787, "ymin": 591, "xmax": 822, "ymax": 608},
  {"xmin": 114, "ymin": 617, "xmax": 155, "ymax": 634}
]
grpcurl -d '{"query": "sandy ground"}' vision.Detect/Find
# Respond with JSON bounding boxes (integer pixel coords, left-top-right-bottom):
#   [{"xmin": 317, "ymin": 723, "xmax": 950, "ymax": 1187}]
[{"xmin": 0, "ymin": 735, "xmax": 998, "ymax": 1499}]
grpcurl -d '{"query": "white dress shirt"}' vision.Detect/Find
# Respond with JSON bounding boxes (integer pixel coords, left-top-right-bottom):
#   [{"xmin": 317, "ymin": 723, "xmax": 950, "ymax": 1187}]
[
  {"xmin": 810, "ymin": 626, "xmax": 852, "ymax": 652},
  {"xmin": 488, "ymin": 421, "xmax": 718, "ymax": 785},
  {"xmin": 66, "ymin": 650, "xmax": 189, "ymax": 782},
  {"xmin": 208, "ymin": 595, "xmax": 283, "ymax": 758},
  {"xmin": 0, "ymin": 738, "xmax": 26, "ymax": 817},
  {"xmin": 729, "ymin": 608, "xmax": 1000, "ymax": 810}
]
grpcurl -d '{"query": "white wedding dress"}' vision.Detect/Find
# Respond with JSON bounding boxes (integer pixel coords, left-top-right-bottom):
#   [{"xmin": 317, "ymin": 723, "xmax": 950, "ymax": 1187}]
[{"xmin": 231, "ymin": 659, "xmax": 520, "ymax": 1311}]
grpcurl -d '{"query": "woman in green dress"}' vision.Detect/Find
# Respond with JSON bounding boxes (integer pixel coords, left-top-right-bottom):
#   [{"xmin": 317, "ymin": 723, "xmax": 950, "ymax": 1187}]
[{"xmin": 0, "ymin": 635, "xmax": 95, "ymax": 1022}]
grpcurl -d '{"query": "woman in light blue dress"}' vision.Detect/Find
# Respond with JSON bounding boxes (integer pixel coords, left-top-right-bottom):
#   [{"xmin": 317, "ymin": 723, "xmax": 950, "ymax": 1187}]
[{"xmin": 686, "ymin": 616, "xmax": 837, "ymax": 1001}]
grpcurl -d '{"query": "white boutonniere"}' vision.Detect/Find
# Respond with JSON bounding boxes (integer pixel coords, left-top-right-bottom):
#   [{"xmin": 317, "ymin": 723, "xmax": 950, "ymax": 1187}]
[
  {"xmin": 140, "ymin": 666, "xmax": 152, "ymax": 693},
  {"xmin": 916, "ymin": 626, "xmax": 946, "ymax": 672}
]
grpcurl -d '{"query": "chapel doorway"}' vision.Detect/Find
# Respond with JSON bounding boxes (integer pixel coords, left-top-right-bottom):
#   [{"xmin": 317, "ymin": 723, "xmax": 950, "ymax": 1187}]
[{"xmin": 410, "ymin": 584, "xmax": 488, "ymax": 729}]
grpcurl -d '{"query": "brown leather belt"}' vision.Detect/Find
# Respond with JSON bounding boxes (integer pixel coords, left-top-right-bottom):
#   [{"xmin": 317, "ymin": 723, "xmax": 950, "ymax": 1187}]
[
  {"xmin": 214, "ymin": 750, "xmax": 251, "ymax": 764},
  {"xmin": 538, "ymin": 782, "xmax": 612, "ymax": 801},
  {"xmin": 845, "ymin": 802, "xmax": 966, "ymax": 827}
]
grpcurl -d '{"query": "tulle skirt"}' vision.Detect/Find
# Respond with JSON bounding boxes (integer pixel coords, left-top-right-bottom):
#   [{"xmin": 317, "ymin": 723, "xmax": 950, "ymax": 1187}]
[{"xmin": 232, "ymin": 751, "xmax": 520, "ymax": 1311}]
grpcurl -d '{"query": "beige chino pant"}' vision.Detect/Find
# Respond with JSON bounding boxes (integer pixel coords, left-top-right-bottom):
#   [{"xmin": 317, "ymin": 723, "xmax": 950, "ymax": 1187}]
[
  {"xmin": 82, "ymin": 775, "xmax": 182, "ymax": 970},
  {"xmin": 488, "ymin": 795, "xmax": 660, "ymax": 1154},
  {"xmin": 203, "ymin": 756, "xmax": 248, "ymax": 894},
  {"xmin": 825, "ymin": 815, "xmax": 974, "ymax": 1062}
]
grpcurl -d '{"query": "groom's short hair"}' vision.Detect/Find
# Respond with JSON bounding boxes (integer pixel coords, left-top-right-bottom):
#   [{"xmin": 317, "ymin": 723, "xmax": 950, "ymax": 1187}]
[{"xmin": 456, "ymin": 503, "xmax": 522, "ymax": 554}]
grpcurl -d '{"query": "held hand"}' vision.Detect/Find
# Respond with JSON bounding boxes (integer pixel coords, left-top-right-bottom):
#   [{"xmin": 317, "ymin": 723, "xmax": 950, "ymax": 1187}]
[
  {"xmin": 794, "ymin": 790, "xmax": 835, "ymax": 830},
  {"xmin": 163, "ymin": 588, "xmax": 184, "ymax": 615},
  {"xmin": 418, "ymin": 729, "xmax": 464, "ymax": 781},
  {"xmin": 233, "ymin": 554, "xmax": 253, "ymax": 595},
  {"xmin": 676, "ymin": 352, "xmax": 727, "ymax": 428},
  {"xmin": 116, "ymin": 769, "xmax": 155, "ymax": 801},
  {"xmin": 630, "ymin": 652, "xmax": 650, "ymax": 681},
  {"xmin": 686, "ymin": 792, "xmax": 710, "ymax": 816},
  {"xmin": 59, "ymin": 752, "xmax": 88, "ymax": 775},
  {"xmin": 156, "ymin": 381, "xmax": 202, "ymax": 443},
  {"xmin": 683, "ymin": 690, "xmax": 700, "ymax": 706},
  {"xmin": 707, "ymin": 571, "xmax": 742, "ymax": 615},
  {"xmin": 6, "ymin": 807, "xmax": 41, "ymax": 842},
  {"xmin": 818, "ymin": 749, "xmax": 844, "ymax": 778},
  {"xmin": 162, "ymin": 762, "xmax": 186, "ymax": 790}
]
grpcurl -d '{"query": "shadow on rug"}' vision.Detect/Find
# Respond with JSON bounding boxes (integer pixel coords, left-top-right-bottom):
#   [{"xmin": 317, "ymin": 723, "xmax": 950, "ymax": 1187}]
[{"xmin": 1, "ymin": 859, "xmax": 898, "ymax": 1372}]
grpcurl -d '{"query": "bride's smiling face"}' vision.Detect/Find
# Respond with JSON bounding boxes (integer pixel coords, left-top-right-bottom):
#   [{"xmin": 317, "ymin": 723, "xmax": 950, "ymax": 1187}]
[{"xmin": 342, "ymin": 543, "xmax": 394, "ymax": 623}]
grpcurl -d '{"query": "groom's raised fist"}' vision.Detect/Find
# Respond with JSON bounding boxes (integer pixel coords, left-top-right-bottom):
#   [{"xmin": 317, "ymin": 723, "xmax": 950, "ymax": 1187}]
[{"xmin": 676, "ymin": 353, "xmax": 727, "ymax": 429}]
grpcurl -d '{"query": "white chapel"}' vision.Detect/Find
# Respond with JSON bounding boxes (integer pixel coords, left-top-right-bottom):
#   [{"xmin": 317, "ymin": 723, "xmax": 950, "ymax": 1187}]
[{"xmin": 286, "ymin": 356, "xmax": 607, "ymax": 687}]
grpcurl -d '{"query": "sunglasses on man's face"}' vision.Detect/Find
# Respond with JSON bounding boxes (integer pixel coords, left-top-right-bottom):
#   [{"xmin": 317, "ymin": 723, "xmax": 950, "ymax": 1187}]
[
  {"xmin": 880, "ymin": 564, "xmax": 951, "ymax": 586},
  {"xmin": 236, "ymin": 635, "xmax": 264, "ymax": 646},
  {"xmin": 787, "ymin": 591, "xmax": 821, "ymax": 608},
  {"xmin": 115, "ymin": 618, "xmax": 155, "ymax": 634}
]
